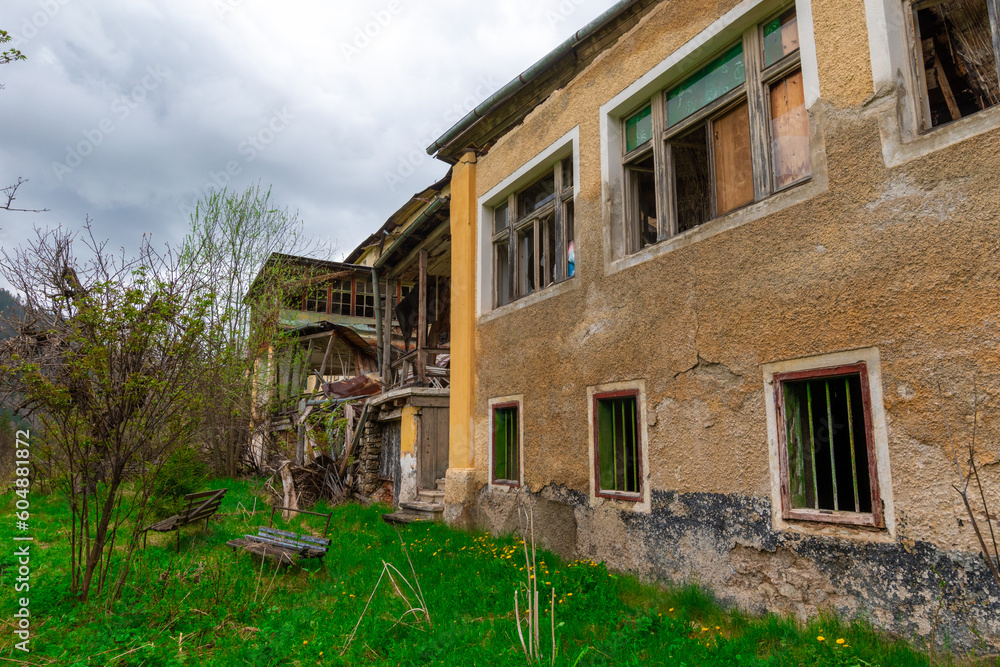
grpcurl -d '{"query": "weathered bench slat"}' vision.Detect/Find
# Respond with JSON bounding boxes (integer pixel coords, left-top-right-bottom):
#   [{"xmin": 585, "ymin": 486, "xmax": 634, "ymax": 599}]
[
  {"xmin": 142, "ymin": 488, "xmax": 228, "ymax": 552},
  {"xmin": 243, "ymin": 533, "xmax": 325, "ymax": 555},
  {"xmin": 259, "ymin": 526, "xmax": 331, "ymax": 547}
]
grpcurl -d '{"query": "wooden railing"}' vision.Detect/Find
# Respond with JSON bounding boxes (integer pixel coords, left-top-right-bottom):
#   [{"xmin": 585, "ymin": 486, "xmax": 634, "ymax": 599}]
[{"xmin": 389, "ymin": 347, "xmax": 449, "ymax": 388}]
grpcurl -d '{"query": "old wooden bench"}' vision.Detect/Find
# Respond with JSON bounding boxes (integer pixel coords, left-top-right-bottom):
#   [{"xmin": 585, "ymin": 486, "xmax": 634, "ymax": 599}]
[
  {"xmin": 226, "ymin": 506, "xmax": 332, "ymax": 567},
  {"xmin": 142, "ymin": 488, "xmax": 228, "ymax": 552}
]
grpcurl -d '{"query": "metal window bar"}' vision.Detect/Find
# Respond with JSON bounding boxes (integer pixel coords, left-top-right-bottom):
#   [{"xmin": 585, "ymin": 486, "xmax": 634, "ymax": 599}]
[
  {"xmin": 600, "ymin": 396, "xmax": 639, "ymax": 494},
  {"xmin": 786, "ymin": 375, "xmax": 867, "ymax": 513}
]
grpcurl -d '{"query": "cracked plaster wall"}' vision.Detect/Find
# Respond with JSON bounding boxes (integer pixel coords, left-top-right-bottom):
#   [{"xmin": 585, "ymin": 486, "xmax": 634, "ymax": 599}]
[{"xmin": 461, "ymin": 0, "xmax": 1000, "ymax": 651}]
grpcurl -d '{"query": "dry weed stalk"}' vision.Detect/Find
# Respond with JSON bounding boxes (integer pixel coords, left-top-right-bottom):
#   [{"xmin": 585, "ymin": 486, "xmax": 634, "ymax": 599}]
[
  {"xmin": 342, "ymin": 530, "xmax": 431, "ymax": 655},
  {"xmin": 514, "ymin": 502, "xmax": 557, "ymax": 666},
  {"xmin": 939, "ymin": 380, "xmax": 1000, "ymax": 590}
]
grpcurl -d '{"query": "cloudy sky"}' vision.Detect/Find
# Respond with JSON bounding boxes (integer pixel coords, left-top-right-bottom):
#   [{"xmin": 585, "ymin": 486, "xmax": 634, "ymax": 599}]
[{"xmin": 0, "ymin": 0, "xmax": 616, "ymax": 273}]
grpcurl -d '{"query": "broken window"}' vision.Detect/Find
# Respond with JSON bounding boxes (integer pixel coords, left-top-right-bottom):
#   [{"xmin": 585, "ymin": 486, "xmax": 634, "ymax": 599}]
[
  {"xmin": 492, "ymin": 402, "xmax": 520, "ymax": 486},
  {"xmin": 331, "ymin": 279, "xmax": 352, "ymax": 316},
  {"xmin": 305, "ymin": 286, "xmax": 328, "ymax": 313},
  {"xmin": 354, "ymin": 278, "xmax": 375, "ymax": 318},
  {"xmin": 622, "ymin": 7, "xmax": 811, "ymax": 253},
  {"xmin": 594, "ymin": 391, "xmax": 642, "ymax": 499},
  {"xmin": 775, "ymin": 363, "xmax": 883, "ymax": 527},
  {"xmin": 908, "ymin": 0, "xmax": 1000, "ymax": 130},
  {"xmin": 492, "ymin": 156, "xmax": 576, "ymax": 309}
]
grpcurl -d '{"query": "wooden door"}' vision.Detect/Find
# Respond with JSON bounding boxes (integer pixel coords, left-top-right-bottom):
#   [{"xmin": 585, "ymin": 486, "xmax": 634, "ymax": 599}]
[{"xmin": 419, "ymin": 407, "xmax": 450, "ymax": 490}]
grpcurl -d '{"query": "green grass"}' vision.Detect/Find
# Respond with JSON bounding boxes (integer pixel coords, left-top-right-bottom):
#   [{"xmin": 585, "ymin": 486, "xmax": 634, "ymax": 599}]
[{"xmin": 0, "ymin": 480, "xmax": 990, "ymax": 665}]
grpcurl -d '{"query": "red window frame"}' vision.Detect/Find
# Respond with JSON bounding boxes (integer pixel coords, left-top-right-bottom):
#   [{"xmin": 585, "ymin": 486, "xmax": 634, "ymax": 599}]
[
  {"xmin": 592, "ymin": 389, "xmax": 643, "ymax": 502},
  {"xmin": 773, "ymin": 362, "xmax": 883, "ymax": 528},
  {"xmin": 491, "ymin": 401, "xmax": 521, "ymax": 487}
]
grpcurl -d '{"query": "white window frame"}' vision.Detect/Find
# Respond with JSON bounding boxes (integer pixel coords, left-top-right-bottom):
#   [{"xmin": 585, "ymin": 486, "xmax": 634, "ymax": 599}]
[
  {"xmin": 477, "ymin": 127, "xmax": 580, "ymax": 321},
  {"xmin": 865, "ymin": 0, "xmax": 1000, "ymax": 167},
  {"xmin": 488, "ymin": 395, "xmax": 524, "ymax": 490},
  {"xmin": 586, "ymin": 379, "xmax": 652, "ymax": 514},
  {"xmin": 763, "ymin": 347, "xmax": 897, "ymax": 540},
  {"xmin": 600, "ymin": 0, "xmax": 827, "ymax": 275}
]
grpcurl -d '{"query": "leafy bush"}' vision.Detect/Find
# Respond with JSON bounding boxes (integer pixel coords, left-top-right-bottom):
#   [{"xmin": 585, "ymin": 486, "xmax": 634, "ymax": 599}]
[{"xmin": 149, "ymin": 445, "xmax": 208, "ymax": 519}]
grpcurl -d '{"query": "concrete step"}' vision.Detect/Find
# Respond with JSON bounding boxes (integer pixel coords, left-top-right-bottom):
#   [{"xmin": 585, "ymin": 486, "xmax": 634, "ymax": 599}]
[
  {"xmin": 382, "ymin": 511, "xmax": 436, "ymax": 525},
  {"xmin": 399, "ymin": 500, "xmax": 443, "ymax": 514},
  {"xmin": 418, "ymin": 488, "xmax": 445, "ymax": 502}
]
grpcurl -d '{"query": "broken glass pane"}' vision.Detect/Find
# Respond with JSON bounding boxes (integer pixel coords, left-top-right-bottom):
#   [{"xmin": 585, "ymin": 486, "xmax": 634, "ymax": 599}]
[
  {"xmin": 763, "ymin": 8, "xmax": 799, "ymax": 67},
  {"xmin": 625, "ymin": 105, "xmax": 653, "ymax": 152},
  {"xmin": 667, "ymin": 42, "xmax": 745, "ymax": 126}
]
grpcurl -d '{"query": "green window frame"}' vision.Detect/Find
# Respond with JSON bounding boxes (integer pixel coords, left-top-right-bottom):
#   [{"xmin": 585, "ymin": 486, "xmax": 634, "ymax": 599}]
[
  {"xmin": 774, "ymin": 363, "xmax": 883, "ymax": 528},
  {"xmin": 593, "ymin": 390, "xmax": 642, "ymax": 499},
  {"xmin": 492, "ymin": 402, "xmax": 520, "ymax": 486}
]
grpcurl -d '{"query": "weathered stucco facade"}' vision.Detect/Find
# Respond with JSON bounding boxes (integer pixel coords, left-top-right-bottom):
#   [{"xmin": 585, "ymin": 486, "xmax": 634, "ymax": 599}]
[{"xmin": 428, "ymin": 0, "xmax": 1000, "ymax": 650}]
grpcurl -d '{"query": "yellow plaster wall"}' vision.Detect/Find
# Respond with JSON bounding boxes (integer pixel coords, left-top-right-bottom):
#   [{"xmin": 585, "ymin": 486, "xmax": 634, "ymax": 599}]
[
  {"xmin": 400, "ymin": 405, "xmax": 419, "ymax": 454},
  {"xmin": 463, "ymin": 0, "xmax": 1000, "ymax": 586}
]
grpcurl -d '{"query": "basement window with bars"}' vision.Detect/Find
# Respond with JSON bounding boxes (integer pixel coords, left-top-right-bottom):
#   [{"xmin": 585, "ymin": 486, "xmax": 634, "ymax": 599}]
[
  {"xmin": 774, "ymin": 363, "xmax": 883, "ymax": 527},
  {"xmin": 492, "ymin": 402, "xmax": 520, "ymax": 486},
  {"xmin": 906, "ymin": 0, "xmax": 1000, "ymax": 131},
  {"xmin": 593, "ymin": 390, "xmax": 642, "ymax": 500},
  {"xmin": 622, "ymin": 6, "xmax": 810, "ymax": 253},
  {"xmin": 492, "ymin": 157, "xmax": 575, "ymax": 308}
]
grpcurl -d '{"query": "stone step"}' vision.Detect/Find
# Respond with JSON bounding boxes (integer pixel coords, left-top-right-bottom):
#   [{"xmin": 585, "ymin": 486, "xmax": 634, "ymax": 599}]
[
  {"xmin": 435, "ymin": 478, "xmax": 446, "ymax": 491},
  {"xmin": 399, "ymin": 500, "xmax": 443, "ymax": 514},
  {"xmin": 418, "ymin": 489, "xmax": 445, "ymax": 501},
  {"xmin": 382, "ymin": 511, "xmax": 436, "ymax": 525}
]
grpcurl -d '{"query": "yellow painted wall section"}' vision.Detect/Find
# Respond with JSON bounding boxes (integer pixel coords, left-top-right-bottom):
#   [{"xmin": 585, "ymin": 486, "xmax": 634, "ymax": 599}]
[
  {"xmin": 448, "ymin": 150, "xmax": 478, "ymax": 469},
  {"xmin": 400, "ymin": 405, "xmax": 419, "ymax": 454}
]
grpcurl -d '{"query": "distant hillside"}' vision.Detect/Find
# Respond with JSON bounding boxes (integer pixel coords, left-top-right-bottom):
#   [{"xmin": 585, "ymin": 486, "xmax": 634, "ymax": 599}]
[{"xmin": 0, "ymin": 288, "xmax": 22, "ymax": 340}]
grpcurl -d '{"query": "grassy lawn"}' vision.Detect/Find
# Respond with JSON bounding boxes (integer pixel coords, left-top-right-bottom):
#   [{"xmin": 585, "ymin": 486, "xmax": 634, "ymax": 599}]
[{"xmin": 0, "ymin": 479, "xmax": 986, "ymax": 665}]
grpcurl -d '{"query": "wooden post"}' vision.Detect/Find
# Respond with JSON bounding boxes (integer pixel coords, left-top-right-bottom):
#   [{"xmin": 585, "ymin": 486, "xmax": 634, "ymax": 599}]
[
  {"xmin": 417, "ymin": 249, "xmax": 428, "ymax": 383},
  {"xmin": 382, "ymin": 280, "xmax": 394, "ymax": 388},
  {"xmin": 318, "ymin": 334, "xmax": 334, "ymax": 381},
  {"xmin": 372, "ymin": 269, "xmax": 383, "ymax": 370}
]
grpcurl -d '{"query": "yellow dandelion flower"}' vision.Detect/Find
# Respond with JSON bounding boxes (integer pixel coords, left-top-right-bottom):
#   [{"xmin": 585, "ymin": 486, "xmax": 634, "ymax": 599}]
[
  {"xmin": 836, "ymin": 638, "xmax": 845, "ymax": 645},
  {"xmin": 817, "ymin": 636, "xmax": 825, "ymax": 642},
  {"xmin": 701, "ymin": 628, "xmax": 708, "ymax": 632},
  {"xmin": 669, "ymin": 608, "xmax": 674, "ymax": 612},
  {"xmin": 303, "ymin": 640, "xmax": 309, "ymax": 645}
]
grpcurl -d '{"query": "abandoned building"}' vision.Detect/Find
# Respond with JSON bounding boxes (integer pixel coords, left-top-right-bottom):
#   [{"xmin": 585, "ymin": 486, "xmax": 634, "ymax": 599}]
[{"xmin": 261, "ymin": 0, "xmax": 1000, "ymax": 650}]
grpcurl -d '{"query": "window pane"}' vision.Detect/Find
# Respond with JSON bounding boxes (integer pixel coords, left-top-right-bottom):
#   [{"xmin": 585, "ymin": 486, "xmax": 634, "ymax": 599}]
[
  {"xmin": 627, "ymin": 153, "xmax": 657, "ymax": 248},
  {"xmin": 517, "ymin": 174, "xmax": 556, "ymax": 218},
  {"xmin": 713, "ymin": 102, "xmax": 754, "ymax": 215},
  {"xmin": 667, "ymin": 42, "xmax": 745, "ymax": 127},
  {"xmin": 763, "ymin": 8, "xmax": 800, "ymax": 66},
  {"xmin": 517, "ymin": 227, "xmax": 535, "ymax": 296},
  {"xmin": 331, "ymin": 279, "xmax": 352, "ymax": 316},
  {"xmin": 493, "ymin": 406, "xmax": 518, "ymax": 483},
  {"xmin": 671, "ymin": 124, "xmax": 711, "ymax": 233},
  {"xmin": 597, "ymin": 395, "xmax": 639, "ymax": 494},
  {"xmin": 493, "ymin": 202, "xmax": 508, "ymax": 235},
  {"xmin": 306, "ymin": 286, "xmax": 327, "ymax": 313},
  {"xmin": 562, "ymin": 158, "xmax": 574, "ymax": 189},
  {"xmin": 495, "ymin": 241, "xmax": 511, "ymax": 307},
  {"xmin": 783, "ymin": 374, "xmax": 872, "ymax": 514},
  {"xmin": 541, "ymin": 214, "xmax": 556, "ymax": 288},
  {"xmin": 770, "ymin": 70, "xmax": 811, "ymax": 189},
  {"xmin": 354, "ymin": 278, "xmax": 374, "ymax": 318},
  {"xmin": 915, "ymin": 0, "xmax": 999, "ymax": 127},
  {"xmin": 565, "ymin": 201, "xmax": 575, "ymax": 279},
  {"xmin": 625, "ymin": 105, "xmax": 653, "ymax": 152}
]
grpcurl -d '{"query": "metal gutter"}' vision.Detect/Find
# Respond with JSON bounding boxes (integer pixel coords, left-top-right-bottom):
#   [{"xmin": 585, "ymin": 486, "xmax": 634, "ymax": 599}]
[
  {"xmin": 372, "ymin": 196, "xmax": 449, "ymax": 270},
  {"xmin": 425, "ymin": 0, "xmax": 644, "ymax": 157}
]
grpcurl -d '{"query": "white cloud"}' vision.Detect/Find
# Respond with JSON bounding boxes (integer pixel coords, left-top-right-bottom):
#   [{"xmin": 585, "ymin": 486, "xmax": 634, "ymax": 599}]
[{"xmin": 0, "ymin": 0, "xmax": 617, "ymax": 271}]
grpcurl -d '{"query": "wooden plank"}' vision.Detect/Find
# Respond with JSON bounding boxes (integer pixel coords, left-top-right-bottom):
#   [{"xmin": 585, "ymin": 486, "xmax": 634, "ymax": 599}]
[
  {"xmin": 990, "ymin": 0, "xmax": 1000, "ymax": 96},
  {"xmin": 712, "ymin": 101, "xmax": 754, "ymax": 215},
  {"xmin": 744, "ymin": 28, "xmax": 771, "ymax": 201},
  {"xmin": 409, "ymin": 396, "xmax": 451, "ymax": 408},
  {"xmin": 245, "ymin": 533, "xmax": 325, "ymax": 555},
  {"xmin": 553, "ymin": 161, "xmax": 564, "ymax": 281},
  {"xmin": 769, "ymin": 70, "xmax": 810, "ymax": 189},
  {"xmin": 260, "ymin": 526, "xmax": 331, "ymax": 546},
  {"xmin": 932, "ymin": 49, "xmax": 962, "ymax": 122},
  {"xmin": 417, "ymin": 249, "xmax": 427, "ymax": 383}
]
